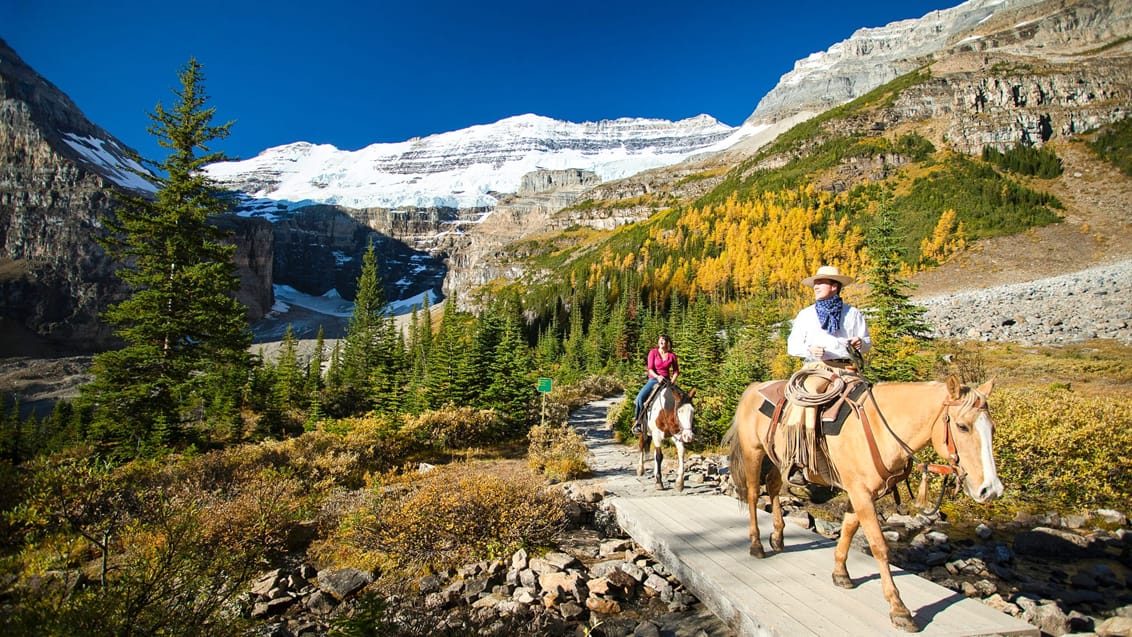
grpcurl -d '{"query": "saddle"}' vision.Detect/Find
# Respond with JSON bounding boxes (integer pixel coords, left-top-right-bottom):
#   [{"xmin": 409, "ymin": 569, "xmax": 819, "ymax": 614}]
[{"xmin": 756, "ymin": 372, "xmax": 869, "ymax": 488}]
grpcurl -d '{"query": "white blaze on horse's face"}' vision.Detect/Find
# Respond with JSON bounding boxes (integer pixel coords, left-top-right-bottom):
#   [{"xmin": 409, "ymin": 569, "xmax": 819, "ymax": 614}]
[
  {"xmin": 970, "ymin": 410, "xmax": 1004, "ymax": 502},
  {"xmin": 676, "ymin": 402, "xmax": 695, "ymax": 443}
]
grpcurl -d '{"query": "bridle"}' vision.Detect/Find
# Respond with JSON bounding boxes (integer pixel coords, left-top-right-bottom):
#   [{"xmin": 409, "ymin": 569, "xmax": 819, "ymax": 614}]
[{"xmin": 915, "ymin": 388, "xmax": 989, "ymax": 512}]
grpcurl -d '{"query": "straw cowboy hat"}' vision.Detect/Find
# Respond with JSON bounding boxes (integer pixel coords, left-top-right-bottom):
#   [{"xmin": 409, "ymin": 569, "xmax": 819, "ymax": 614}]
[{"xmin": 801, "ymin": 265, "xmax": 854, "ymax": 287}]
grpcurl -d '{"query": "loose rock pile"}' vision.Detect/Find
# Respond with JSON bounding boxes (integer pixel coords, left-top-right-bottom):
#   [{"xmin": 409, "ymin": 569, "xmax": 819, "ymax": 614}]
[
  {"xmin": 246, "ymin": 486, "xmax": 732, "ymax": 637},
  {"xmin": 917, "ymin": 259, "xmax": 1132, "ymax": 346}
]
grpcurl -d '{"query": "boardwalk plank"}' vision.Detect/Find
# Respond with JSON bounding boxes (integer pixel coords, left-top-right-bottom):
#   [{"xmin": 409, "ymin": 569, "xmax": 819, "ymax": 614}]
[
  {"xmin": 613, "ymin": 493, "xmax": 1039, "ymax": 637},
  {"xmin": 626, "ymin": 495, "xmax": 883, "ymax": 636}
]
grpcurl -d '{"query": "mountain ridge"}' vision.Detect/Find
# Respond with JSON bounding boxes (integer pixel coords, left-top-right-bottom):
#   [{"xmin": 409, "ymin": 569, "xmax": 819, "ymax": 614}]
[
  {"xmin": 204, "ymin": 113, "xmax": 752, "ymax": 212},
  {"xmin": 2, "ymin": 0, "xmax": 1130, "ymax": 355}
]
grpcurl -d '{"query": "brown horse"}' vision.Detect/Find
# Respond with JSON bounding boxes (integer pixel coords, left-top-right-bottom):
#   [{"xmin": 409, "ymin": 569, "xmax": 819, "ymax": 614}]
[
  {"xmin": 725, "ymin": 375, "xmax": 1002, "ymax": 632},
  {"xmin": 636, "ymin": 384, "xmax": 696, "ymax": 491}
]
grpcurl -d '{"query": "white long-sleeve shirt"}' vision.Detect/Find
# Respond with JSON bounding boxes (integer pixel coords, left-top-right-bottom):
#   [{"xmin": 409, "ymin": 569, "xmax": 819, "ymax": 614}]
[{"xmin": 787, "ymin": 303, "xmax": 872, "ymax": 362}]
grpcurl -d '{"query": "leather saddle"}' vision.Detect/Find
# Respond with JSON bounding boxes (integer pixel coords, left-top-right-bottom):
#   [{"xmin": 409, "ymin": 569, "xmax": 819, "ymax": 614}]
[{"xmin": 756, "ymin": 375, "xmax": 869, "ymax": 487}]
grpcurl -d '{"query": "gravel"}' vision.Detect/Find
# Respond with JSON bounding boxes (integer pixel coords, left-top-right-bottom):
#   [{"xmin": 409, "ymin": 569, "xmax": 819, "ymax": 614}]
[{"xmin": 915, "ymin": 259, "xmax": 1132, "ymax": 346}]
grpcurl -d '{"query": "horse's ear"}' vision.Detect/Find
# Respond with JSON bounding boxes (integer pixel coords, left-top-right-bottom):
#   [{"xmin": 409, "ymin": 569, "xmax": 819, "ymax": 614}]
[
  {"xmin": 687, "ymin": 387, "xmax": 696, "ymax": 399},
  {"xmin": 946, "ymin": 374, "xmax": 963, "ymax": 400},
  {"xmin": 977, "ymin": 378, "xmax": 995, "ymax": 396}
]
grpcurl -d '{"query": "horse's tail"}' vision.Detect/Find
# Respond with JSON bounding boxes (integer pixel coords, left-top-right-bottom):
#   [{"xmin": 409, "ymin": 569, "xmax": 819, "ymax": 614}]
[
  {"xmin": 724, "ymin": 416, "xmax": 746, "ymax": 501},
  {"xmin": 727, "ymin": 383, "xmax": 779, "ymax": 504}
]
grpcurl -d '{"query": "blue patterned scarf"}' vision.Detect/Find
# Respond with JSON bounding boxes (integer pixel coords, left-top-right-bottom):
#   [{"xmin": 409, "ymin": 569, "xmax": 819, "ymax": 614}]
[{"xmin": 815, "ymin": 295, "xmax": 844, "ymax": 333}]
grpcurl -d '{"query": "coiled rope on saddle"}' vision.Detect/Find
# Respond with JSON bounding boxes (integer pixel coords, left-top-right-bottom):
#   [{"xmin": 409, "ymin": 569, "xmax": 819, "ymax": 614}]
[
  {"xmin": 778, "ymin": 367, "xmax": 849, "ymax": 488},
  {"xmin": 784, "ymin": 368, "xmax": 845, "ymax": 406}
]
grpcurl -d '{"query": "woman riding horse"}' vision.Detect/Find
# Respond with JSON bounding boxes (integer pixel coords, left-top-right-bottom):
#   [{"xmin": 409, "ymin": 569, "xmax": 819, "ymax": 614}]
[{"xmin": 633, "ymin": 334, "xmax": 680, "ymax": 435}]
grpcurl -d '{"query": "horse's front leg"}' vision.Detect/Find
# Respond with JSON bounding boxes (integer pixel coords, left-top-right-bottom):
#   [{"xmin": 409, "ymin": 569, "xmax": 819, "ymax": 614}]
[
  {"xmin": 843, "ymin": 490, "xmax": 919, "ymax": 632},
  {"xmin": 674, "ymin": 439, "xmax": 685, "ymax": 492},
  {"xmin": 636, "ymin": 434, "xmax": 646, "ymax": 477},
  {"xmin": 832, "ymin": 506, "xmax": 859, "ymax": 589},
  {"xmin": 652, "ymin": 441, "xmax": 664, "ymax": 489}
]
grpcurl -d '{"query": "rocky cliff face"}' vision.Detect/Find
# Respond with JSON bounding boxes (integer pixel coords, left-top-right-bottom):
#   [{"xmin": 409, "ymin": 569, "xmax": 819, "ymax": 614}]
[
  {"xmin": 0, "ymin": 38, "xmax": 274, "ymax": 354},
  {"xmin": 746, "ymin": 0, "xmax": 1132, "ymax": 127},
  {"xmin": 441, "ymin": 169, "xmax": 601, "ymax": 295},
  {"xmin": 1, "ymin": 38, "xmax": 139, "ymax": 351},
  {"xmin": 748, "ymin": 0, "xmax": 1048, "ymax": 124},
  {"xmin": 270, "ymin": 205, "xmax": 445, "ymax": 303}
]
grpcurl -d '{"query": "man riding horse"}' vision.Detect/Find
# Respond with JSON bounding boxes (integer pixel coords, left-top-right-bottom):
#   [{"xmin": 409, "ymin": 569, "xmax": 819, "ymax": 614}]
[{"xmin": 783, "ymin": 265, "xmax": 871, "ymax": 485}]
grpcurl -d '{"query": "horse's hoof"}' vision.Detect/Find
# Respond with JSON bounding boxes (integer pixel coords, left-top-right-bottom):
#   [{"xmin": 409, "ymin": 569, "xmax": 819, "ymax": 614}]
[
  {"xmin": 675, "ymin": 482, "xmax": 684, "ymax": 492},
  {"xmin": 832, "ymin": 573, "xmax": 854, "ymax": 589},
  {"xmin": 655, "ymin": 482, "xmax": 665, "ymax": 490},
  {"xmin": 749, "ymin": 545, "xmax": 766, "ymax": 559},
  {"xmin": 890, "ymin": 612, "xmax": 920, "ymax": 633},
  {"xmin": 770, "ymin": 536, "xmax": 784, "ymax": 552}
]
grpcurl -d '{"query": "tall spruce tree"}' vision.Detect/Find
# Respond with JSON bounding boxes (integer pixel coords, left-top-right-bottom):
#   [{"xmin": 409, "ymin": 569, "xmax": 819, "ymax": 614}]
[
  {"xmin": 863, "ymin": 207, "xmax": 931, "ymax": 340},
  {"xmin": 337, "ymin": 241, "xmax": 399, "ymax": 413},
  {"xmin": 84, "ymin": 59, "xmax": 250, "ymax": 455},
  {"xmin": 424, "ymin": 296, "xmax": 469, "ymax": 409},
  {"xmin": 863, "ymin": 207, "xmax": 933, "ymax": 381}
]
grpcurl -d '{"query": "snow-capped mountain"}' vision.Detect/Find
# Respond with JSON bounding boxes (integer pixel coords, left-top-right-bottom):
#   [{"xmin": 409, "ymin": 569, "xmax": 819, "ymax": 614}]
[{"xmin": 204, "ymin": 113, "xmax": 747, "ymax": 212}]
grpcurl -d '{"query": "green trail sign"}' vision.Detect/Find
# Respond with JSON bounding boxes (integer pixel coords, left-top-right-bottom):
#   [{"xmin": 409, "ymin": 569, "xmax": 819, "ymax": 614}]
[{"xmin": 537, "ymin": 377, "xmax": 553, "ymax": 393}]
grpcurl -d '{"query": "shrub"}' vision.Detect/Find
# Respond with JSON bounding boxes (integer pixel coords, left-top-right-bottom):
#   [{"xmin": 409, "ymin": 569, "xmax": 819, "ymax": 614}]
[
  {"xmin": 547, "ymin": 375, "xmax": 623, "ymax": 414},
  {"xmin": 399, "ymin": 406, "xmax": 507, "ymax": 450},
  {"xmin": 320, "ymin": 463, "xmax": 567, "ymax": 573},
  {"xmin": 527, "ymin": 425, "xmax": 590, "ymax": 482},
  {"xmin": 987, "ymin": 387, "xmax": 1132, "ymax": 512}
]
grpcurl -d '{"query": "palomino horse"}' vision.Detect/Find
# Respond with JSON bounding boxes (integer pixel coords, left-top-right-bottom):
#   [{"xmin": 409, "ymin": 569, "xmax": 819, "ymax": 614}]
[
  {"xmin": 636, "ymin": 384, "xmax": 696, "ymax": 491},
  {"xmin": 725, "ymin": 375, "xmax": 1003, "ymax": 632}
]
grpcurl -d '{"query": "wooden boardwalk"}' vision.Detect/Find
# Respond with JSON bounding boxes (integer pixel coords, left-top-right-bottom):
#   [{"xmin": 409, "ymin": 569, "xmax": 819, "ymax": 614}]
[{"xmin": 612, "ymin": 494, "xmax": 1039, "ymax": 637}]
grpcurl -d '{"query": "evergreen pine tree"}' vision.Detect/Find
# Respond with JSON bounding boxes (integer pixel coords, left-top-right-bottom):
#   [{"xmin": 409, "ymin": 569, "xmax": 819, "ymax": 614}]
[
  {"xmin": 484, "ymin": 313, "xmax": 537, "ymax": 430},
  {"xmin": 585, "ymin": 285, "xmax": 612, "ymax": 374},
  {"xmin": 424, "ymin": 295, "xmax": 468, "ymax": 409},
  {"xmin": 340, "ymin": 242, "xmax": 386, "ymax": 388},
  {"xmin": 863, "ymin": 207, "xmax": 934, "ymax": 381},
  {"xmin": 402, "ymin": 301, "xmax": 431, "ymax": 413},
  {"xmin": 273, "ymin": 324, "xmax": 302, "ymax": 412},
  {"xmin": 305, "ymin": 326, "xmax": 326, "ymax": 397},
  {"xmin": 863, "ymin": 208, "xmax": 932, "ymax": 340},
  {"xmin": 337, "ymin": 241, "xmax": 400, "ymax": 414},
  {"xmin": 561, "ymin": 293, "xmax": 586, "ymax": 381},
  {"xmin": 83, "ymin": 59, "xmax": 250, "ymax": 455},
  {"xmin": 534, "ymin": 318, "xmax": 561, "ymax": 373}
]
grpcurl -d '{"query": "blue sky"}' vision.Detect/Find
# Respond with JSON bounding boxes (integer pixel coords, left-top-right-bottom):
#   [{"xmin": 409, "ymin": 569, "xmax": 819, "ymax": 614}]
[{"xmin": 4, "ymin": 0, "xmax": 960, "ymax": 162}]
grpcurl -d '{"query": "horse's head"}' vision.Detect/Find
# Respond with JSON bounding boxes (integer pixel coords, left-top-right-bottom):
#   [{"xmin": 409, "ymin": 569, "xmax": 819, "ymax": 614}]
[{"xmin": 935, "ymin": 375, "xmax": 1004, "ymax": 503}]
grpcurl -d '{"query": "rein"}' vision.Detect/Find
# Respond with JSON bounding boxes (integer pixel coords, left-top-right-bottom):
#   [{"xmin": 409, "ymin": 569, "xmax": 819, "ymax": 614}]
[{"xmin": 859, "ymin": 384, "xmax": 986, "ymax": 510}]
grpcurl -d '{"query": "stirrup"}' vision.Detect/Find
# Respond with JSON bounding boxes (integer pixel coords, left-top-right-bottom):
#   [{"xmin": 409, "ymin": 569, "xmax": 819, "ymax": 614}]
[{"xmin": 788, "ymin": 467, "xmax": 806, "ymax": 486}]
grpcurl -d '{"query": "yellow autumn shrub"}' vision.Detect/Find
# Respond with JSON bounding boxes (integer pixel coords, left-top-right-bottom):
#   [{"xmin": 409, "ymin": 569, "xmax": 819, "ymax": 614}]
[
  {"xmin": 399, "ymin": 406, "xmax": 506, "ymax": 450},
  {"xmin": 527, "ymin": 424, "xmax": 590, "ymax": 481},
  {"xmin": 315, "ymin": 462, "xmax": 567, "ymax": 574},
  {"xmin": 987, "ymin": 386, "xmax": 1132, "ymax": 512}
]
